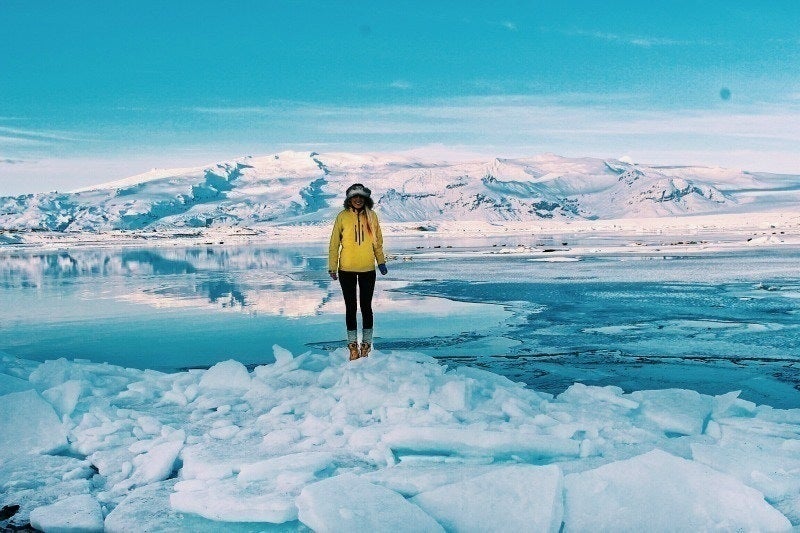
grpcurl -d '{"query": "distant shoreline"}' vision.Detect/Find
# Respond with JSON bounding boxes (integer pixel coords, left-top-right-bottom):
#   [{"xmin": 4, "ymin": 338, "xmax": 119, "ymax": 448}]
[{"xmin": 2, "ymin": 211, "xmax": 799, "ymax": 252}]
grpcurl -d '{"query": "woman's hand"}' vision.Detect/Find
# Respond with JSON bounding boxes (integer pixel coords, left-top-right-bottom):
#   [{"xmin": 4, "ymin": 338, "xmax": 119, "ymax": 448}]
[
  {"xmin": 378, "ymin": 264, "xmax": 388, "ymax": 275},
  {"xmin": 329, "ymin": 271, "xmax": 338, "ymax": 280}
]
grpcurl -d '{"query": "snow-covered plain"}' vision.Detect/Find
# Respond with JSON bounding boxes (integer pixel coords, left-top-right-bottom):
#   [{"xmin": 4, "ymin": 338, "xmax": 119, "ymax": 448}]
[
  {"xmin": 2, "ymin": 151, "xmax": 800, "ymax": 531},
  {"xmin": 1, "ymin": 345, "xmax": 798, "ymax": 532}
]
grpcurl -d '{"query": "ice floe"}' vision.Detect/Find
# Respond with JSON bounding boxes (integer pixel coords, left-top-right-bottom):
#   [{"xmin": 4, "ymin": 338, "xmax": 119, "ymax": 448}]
[
  {"xmin": 1, "ymin": 389, "xmax": 67, "ymax": 456},
  {"xmin": 563, "ymin": 449, "xmax": 791, "ymax": 531},
  {"xmin": 29, "ymin": 494, "xmax": 104, "ymax": 533},
  {"xmin": 1, "ymin": 346, "xmax": 798, "ymax": 531},
  {"xmin": 411, "ymin": 464, "xmax": 564, "ymax": 532}
]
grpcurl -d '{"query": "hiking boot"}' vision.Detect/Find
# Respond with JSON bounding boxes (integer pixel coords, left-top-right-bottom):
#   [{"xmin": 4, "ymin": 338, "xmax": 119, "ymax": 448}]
[
  {"xmin": 359, "ymin": 342, "xmax": 371, "ymax": 358},
  {"xmin": 348, "ymin": 342, "xmax": 360, "ymax": 361}
]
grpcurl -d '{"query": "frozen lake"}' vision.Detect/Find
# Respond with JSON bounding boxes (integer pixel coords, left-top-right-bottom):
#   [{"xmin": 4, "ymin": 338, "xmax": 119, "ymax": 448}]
[{"xmin": 1, "ymin": 239, "xmax": 799, "ymax": 407}]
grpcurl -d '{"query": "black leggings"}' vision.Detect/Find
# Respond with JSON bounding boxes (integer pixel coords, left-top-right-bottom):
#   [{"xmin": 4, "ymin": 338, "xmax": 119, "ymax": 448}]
[{"xmin": 338, "ymin": 270, "xmax": 376, "ymax": 331}]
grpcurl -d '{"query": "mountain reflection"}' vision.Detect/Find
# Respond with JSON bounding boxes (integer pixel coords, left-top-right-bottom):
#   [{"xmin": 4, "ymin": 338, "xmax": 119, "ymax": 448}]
[
  {"xmin": 201, "ymin": 279, "xmax": 247, "ymax": 307},
  {"xmin": 120, "ymin": 250, "xmax": 197, "ymax": 275},
  {"xmin": 0, "ymin": 246, "xmax": 331, "ymax": 317}
]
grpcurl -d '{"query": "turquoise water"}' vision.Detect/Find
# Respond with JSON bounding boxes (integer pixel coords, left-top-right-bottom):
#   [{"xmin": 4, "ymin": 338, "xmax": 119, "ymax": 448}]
[
  {"xmin": 1, "ymin": 242, "xmax": 799, "ymax": 406},
  {"xmin": 0, "ymin": 244, "xmax": 509, "ymax": 370}
]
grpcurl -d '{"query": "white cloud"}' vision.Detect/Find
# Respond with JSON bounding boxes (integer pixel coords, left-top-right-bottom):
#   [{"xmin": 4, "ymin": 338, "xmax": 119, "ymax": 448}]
[
  {"xmin": 0, "ymin": 126, "xmax": 88, "ymax": 143},
  {"xmin": 190, "ymin": 105, "xmax": 286, "ymax": 116},
  {"xmin": 273, "ymin": 95, "xmax": 800, "ymax": 172},
  {"xmin": 4, "ymin": 94, "xmax": 798, "ymax": 195},
  {"xmin": 565, "ymin": 29, "xmax": 691, "ymax": 47},
  {"xmin": 0, "ymin": 152, "xmax": 242, "ymax": 196},
  {"xmin": 181, "ymin": 94, "xmax": 800, "ymax": 173},
  {"xmin": 0, "ymin": 135, "xmax": 51, "ymax": 147},
  {"xmin": 446, "ymin": 96, "xmax": 794, "ymax": 137},
  {"xmin": 629, "ymin": 37, "xmax": 689, "ymax": 47}
]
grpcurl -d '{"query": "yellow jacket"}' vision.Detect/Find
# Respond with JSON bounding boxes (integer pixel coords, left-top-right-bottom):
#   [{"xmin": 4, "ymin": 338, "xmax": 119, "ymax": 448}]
[{"xmin": 329, "ymin": 208, "xmax": 386, "ymax": 272}]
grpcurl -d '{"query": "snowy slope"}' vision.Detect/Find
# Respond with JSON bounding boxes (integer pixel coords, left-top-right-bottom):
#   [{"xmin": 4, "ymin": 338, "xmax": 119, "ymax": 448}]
[{"xmin": 1, "ymin": 151, "xmax": 798, "ymax": 232}]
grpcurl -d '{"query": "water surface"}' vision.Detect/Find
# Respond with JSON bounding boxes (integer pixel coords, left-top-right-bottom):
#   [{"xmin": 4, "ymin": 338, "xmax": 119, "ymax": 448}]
[{"xmin": 1, "ymin": 241, "xmax": 798, "ymax": 407}]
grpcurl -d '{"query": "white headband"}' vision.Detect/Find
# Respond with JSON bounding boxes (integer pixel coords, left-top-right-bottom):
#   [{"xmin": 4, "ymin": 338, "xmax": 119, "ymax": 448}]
[{"xmin": 346, "ymin": 186, "xmax": 370, "ymax": 199}]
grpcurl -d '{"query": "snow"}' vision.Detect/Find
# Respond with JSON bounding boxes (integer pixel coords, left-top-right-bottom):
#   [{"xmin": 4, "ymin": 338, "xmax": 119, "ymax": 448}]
[
  {"xmin": 3, "ymin": 207, "xmax": 798, "ymax": 255},
  {"xmin": 2, "ymin": 150, "xmax": 800, "ymax": 235},
  {"xmin": 1, "ymin": 347, "xmax": 798, "ymax": 530}
]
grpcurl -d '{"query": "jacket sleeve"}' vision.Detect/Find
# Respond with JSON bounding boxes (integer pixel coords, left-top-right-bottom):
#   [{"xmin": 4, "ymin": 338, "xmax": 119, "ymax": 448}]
[
  {"xmin": 328, "ymin": 213, "xmax": 342, "ymax": 272},
  {"xmin": 372, "ymin": 211, "xmax": 386, "ymax": 265}
]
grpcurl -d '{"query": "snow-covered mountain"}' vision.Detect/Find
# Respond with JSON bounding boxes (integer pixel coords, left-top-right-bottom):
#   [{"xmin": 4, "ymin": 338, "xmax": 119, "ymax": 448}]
[{"xmin": 2, "ymin": 151, "xmax": 798, "ymax": 232}]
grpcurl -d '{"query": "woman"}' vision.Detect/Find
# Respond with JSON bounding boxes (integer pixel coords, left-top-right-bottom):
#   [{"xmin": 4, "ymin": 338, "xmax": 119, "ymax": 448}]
[{"xmin": 328, "ymin": 183, "xmax": 388, "ymax": 360}]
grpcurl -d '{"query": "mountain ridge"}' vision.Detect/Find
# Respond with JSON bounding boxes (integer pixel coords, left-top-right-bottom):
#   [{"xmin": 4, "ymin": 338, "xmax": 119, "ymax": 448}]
[{"xmin": 1, "ymin": 151, "xmax": 798, "ymax": 233}]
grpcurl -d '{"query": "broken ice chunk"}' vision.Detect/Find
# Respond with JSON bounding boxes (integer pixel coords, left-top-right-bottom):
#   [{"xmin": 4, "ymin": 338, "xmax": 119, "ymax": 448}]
[
  {"xmin": 563, "ymin": 449, "xmax": 790, "ymax": 531},
  {"xmin": 412, "ymin": 464, "xmax": 564, "ymax": 532},
  {"xmin": 296, "ymin": 473, "xmax": 444, "ymax": 533}
]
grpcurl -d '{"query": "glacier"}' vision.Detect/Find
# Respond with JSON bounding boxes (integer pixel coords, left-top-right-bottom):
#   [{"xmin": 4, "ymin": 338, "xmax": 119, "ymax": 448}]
[{"xmin": 2, "ymin": 150, "xmax": 799, "ymax": 234}]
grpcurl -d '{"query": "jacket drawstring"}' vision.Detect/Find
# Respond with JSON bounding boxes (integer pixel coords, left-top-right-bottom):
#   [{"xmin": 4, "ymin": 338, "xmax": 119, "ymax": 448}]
[{"xmin": 352, "ymin": 208, "xmax": 373, "ymax": 245}]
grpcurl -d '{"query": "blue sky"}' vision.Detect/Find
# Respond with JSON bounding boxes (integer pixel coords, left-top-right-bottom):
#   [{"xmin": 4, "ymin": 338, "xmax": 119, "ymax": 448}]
[{"xmin": 1, "ymin": 1, "xmax": 799, "ymax": 195}]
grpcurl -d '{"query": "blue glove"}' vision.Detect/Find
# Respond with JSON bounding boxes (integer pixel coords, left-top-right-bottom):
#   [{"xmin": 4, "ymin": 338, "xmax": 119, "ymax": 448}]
[{"xmin": 378, "ymin": 263, "xmax": 388, "ymax": 275}]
